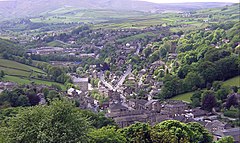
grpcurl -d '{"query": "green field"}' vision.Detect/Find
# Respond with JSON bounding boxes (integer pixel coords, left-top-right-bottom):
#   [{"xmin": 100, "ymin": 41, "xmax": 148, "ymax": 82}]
[
  {"xmin": 29, "ymin": 4, "xmax": 239, "ymax": 30},
  {"xmin": 2, "ymin": 75, "xmax": 66, "ymax": 91},
  {"xmin": 171, "ymin": 92, "xmax": 194, "ymax": 103},
  {"xmin": 31, "ymin": 9, "xmax": 148, "ymax": 24},
  {"xmin": 116, "ymin": 32, "xmax": 157, "ymax": 43},
  {"xmin": 0, "ymin": 59, "xmax": 66, "ymax": 90},
  {"xmin": 0, "ymin": 59, "xmax": 46, "ymax": 77},
  {"xmin": 223, "ymin": 76, "xmax": 240, "ymax": 87},
  {"xmin": 171, "ymin": 76, "xmax": 240, "ymax": 102}
]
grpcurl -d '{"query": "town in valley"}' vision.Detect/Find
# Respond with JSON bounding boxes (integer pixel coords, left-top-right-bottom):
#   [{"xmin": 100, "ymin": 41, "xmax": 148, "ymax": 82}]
[{"xmin": 0, "ymin": 0, "xmax": 239, "ymax": 142}]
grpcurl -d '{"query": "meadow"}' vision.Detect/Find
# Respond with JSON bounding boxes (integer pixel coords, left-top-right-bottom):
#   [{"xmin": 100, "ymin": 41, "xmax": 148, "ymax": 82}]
[
  {"xmin": 2, "ymin": 75, "xmax": 66, "ymax": 90},
  {"xmin": 0, "ymin": 59, "xmax": 66, "ymax": 90},
  {"xmin": 171, "ymin": 76, "xmax": 240, "ymax": 103}
]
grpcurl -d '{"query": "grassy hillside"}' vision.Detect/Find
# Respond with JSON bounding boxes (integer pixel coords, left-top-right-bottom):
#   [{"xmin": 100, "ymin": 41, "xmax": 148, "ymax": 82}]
[
  {"xmin": 223, "ymin": 76, "xmax": 240, "ymax": 87},
  {"xmin": 30, "ymin": 9, "xmax": 147, "ymax": 24},
  {"xmin": 0, "ymin": 59, "xmax": 66, "ymax": 90},
  {"xmin": 0, "ymin": 59, "xmax": 46, "ymax": 77},
  {"xmin": 171, "ymin": 76, "xmax": 240, "ymax": 102},
  {"xmin": 28, "ymin": 3, "xmax": 239, "ymax": 32},
  {"xmin": 171, "ymin": 92, "xmax": 194, "ymax": 103},
  {"xmin": 2, "ymin": 75, "xmax": 66, "ymax": 90}
]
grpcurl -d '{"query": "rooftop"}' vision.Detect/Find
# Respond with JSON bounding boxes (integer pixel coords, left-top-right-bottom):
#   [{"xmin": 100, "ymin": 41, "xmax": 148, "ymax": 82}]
[
  {"xmin": 109, "ymin": 103, "xmax": 128, "ymax": 111},
  {"xmin": 72, "ymin": 77, "xmax": 88, "ymax": 83}
]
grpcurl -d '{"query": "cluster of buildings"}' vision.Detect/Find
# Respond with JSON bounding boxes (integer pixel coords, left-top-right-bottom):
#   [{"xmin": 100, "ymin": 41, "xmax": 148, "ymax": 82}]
[
  {"xmin": 67, "ymin": 74, "xmax": 240, "ymax": 143},
  {"xmin": 0, "ymin": 82, "xmax": 17, "ymax": 93},
  {"xmin": 26, "ymin": 46, "xmax": 97, "ymax": 59},
  {"xmin": 26, "ymin": 47, "xmax": 65, "ymax": 55},
  {"xmin": 107, "ymin": 97, "xmax": 240, "ymax": 142},
  {"xmin": 68, "ymin": 82, "xmax": 240, "ymax": 142}
]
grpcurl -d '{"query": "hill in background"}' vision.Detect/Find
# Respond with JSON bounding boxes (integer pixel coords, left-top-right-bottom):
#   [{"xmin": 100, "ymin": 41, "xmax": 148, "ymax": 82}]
[{"xmin": 0, "ymin": 0, "xmax": 233, "ymax": 21}]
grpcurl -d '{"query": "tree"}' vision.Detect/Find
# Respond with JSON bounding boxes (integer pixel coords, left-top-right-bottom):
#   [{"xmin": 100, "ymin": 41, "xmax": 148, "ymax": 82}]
[
  {"xmin": 198, "ymin": 61, "xmax": 218, "ymax": 83},
  {"xmin": 46, "ymin": 90, "xmax": 61, "ymax": 102},
  {"xmin": 231, "ymin": 86, "xmax": 238, "ymax": 93},
  {"xmin": 187, "ymin": 122, "xmax": 213, "ymax": 143},
  {"xmin": 42, "ymin": 88, "xmax": 49, "ymax": 97},
  {"xmin": 119, "ymin": 122, "xmax": 152, "ymax": 143},
  {"xmin": 151, "ymin": 120, "xmax": 193, "ymax": 143},
  {"xmin": 160, "ymin": 75, "xmax": 183, "ymax": 99},
  {"xmin": 216, "ymin": 136, "xmax": 234, "ymax": 143},
  {"xmin": 182, "ymin": 51, "xmax": 198, "ymax": 65},
  {"xmin": 159, "ymin": 45, "xmax": 168, "ymax": 58},
  {"xmin": 0, "ymin": 70, "xmax": 4, "ymax": 78},
  {"xmin": 0, "ymin": 88, "xmax": 30, "ymax": 108},
  {"xmin": 226, "ymin": 94, "xmax": 239, "ymax": 109},
  {"xmin": 48, "ymin": 67, "xmax": 63, "ymax": 82},
  {"xmin": 105, "ymin": 70, "xmax": 111, "ymax": 79},
  {"xmin": 143, "ymin": 47, "xmax": 152, "ymax": 58},
  {"xmin": 177, "ymin": 64, "xmax": 192, "ymax": 79},
  {"xmin": 212, "ymin": 81, "xmax": 223, "ymax": 91},
  {"xmin": 1, "ymin": 100, "xmax": 90, "ymax": 143},
  {"xmin": 184, "ymin": 72, "xmax": 204, "ymax": 92},
  {"xmin": 51, "ymin": 84, "xmax": 62, "ymax": 91},
  {"xmin": 150, "ymin": 130, "xmax": 178, "ymax": 143},
  {"xmin": 89, "ymin": 126, "xmax": 126, "ymax": 143},
  {"xmin": 216, "ymin": 87, "xmax": 230, "ymax": 101},
  {"xmin": 16, "ymin": 95, "xmax": 30, "ymax": 107},
  {"xmin": 26, "ymin": 89, "xmax": 40, "ymax": 106},
  {"xmin": 191, "ymin": 91, "xmax": 202, "ymax": 107},
  {"xmin": 149, "ymin": 50, "xmax": 160, "ymax": 63},
  {"xmin": 80, "ymin": 110, "xmax": 116, "ymax": 129},
  {"xmin": 215, "ymin": 56, "xmax": 239, "ymax": 80},
  {"xmin": 201, "ymin": 91, "xmax": 217, "ymax": 111},
  {"xmin": 204, "ymin": 48, "xmax": 231, "ymax": 62}
]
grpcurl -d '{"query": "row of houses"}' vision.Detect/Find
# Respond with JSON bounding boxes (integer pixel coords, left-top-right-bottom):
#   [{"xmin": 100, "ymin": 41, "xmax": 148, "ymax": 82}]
[
  {"xmin": 105, "ymin": 98, "xmax": 239, "ymax": 142},
  {"xmin": 26, "ymin": 47, "xmax": 97, "ymax": 58}
]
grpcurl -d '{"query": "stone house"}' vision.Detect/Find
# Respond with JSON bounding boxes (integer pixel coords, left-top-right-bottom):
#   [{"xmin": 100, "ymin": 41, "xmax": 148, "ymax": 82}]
[
  {"xmin": 108, "ymin": 103, "xmax": 128, "ymax": 113},
  {"xmin": 184, "ymin": 108, "xmax": 208, "ymax": 121},
  {"xmin": 145, "ymin": 100, "xmax": 161, "ymax": 112},
  {"xmin": 67, "ymin": 88, "xmax": 82, "ymax": 96},
  {"xmin": 205, "ymin": 120, "xmax": 226, "ymax": 135},
  {"xmin": 213, "ymin": 128, "xmax": 240, "ymax": 142},
  {"xmin": 37, "ymin": 93, "xmax": 46, "ymax": 105},
  {"xmin": 72, "ymin": 77, "xmax": 89, "ymax": 92},
  {"xmin": 0, "ymin": 82, "xmax": 17, "ymax": 90},
  {"xmin": 114, "ymin": 113, "xmax": 149, "ymax": 128},
  {"xmin": 162, "ymin": 100, "xmax": 188, "ymax": 116},
  {"xmin": 128, "ymin": 99, "xmax": 148, "ymax": 110},
  {"xmin": 108, "ymin": 90, "xmax": 121, "ymax": 103}
]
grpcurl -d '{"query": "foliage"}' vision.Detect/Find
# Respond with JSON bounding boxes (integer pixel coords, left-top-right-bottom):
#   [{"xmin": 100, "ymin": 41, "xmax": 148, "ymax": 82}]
[
  {"xmin": 201, "ymin": 91, "xmax": 217, "ymax": 111},
  {"xmin": 152, "ymin": 120, "xmax": 193, "ymax": 143},
  {"xmin": 225, "ymin": 94, "xmax": 239, "ymax": 109},
  {"xmin": 46, "ymin": 90, "xmax": 61, "ymax": 103},
  {"xmin": 160, "ymin": 75, "xmax": 183, "ymax": 99},
  {"xmin": 80, "ymin": 110, "xmax": 116, "ymax": 129},
  {"xmin": 190, "ymin": 91, "xmax": 202, "ymax": 107},
  {"xmin": 183, "ymin": 72, "xmax": 204, "ymax": 92},
  {"xmin": 216, "ymin": 87, "xmax": 230, "ymax": 101},
  {"xmin": 119, "ymin": 122, "xmax": 152, "ymax": 143},
  {"xmin": 89, "ymin": 126, "xmax": 126, "ymax": 143},
  {"xmin": 223, "ymin": 108, "xmax": 240, "ymax": 118},
  {"xmin": 0, "ymin": 70, "xmax": 4, "ymax": 79},
  {"xmin": 0, "ymin": 100, "xmax": 90, "ymax": 143},
  {"xmin": 187, "ymin": 122, "xmax": 213, "ymax": 143},
  {"xmin": 0, "ymin": 88, "xmax": 33, "ymax": 108},
  {"xmin": 216, "ymin": 136, "xmax": 234, "ymax": 143}
]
